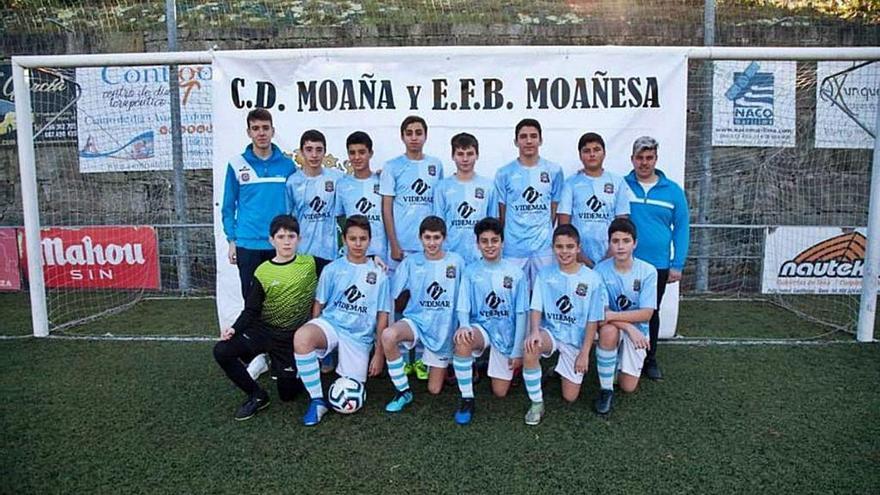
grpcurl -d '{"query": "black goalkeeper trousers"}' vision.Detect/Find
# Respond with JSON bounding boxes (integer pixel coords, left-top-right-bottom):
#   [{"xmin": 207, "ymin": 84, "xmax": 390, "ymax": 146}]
[
  {"xmin": 213, "ymin": 323, "xmax": 303, "ymax": 401},
  {"xmin": 646, "ymin": 268, "xmax": 670, "ymax": 365}
]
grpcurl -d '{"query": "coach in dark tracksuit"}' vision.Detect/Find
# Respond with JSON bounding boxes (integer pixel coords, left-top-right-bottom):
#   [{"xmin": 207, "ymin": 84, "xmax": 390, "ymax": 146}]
[{"xmin": 624, "ymin": 136, "xmax": 690, "ymax": 381}]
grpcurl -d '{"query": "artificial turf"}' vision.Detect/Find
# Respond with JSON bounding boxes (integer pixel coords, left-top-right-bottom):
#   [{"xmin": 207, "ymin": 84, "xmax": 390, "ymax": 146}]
[{"xmin": 1, "ymin": 339, "xmax": 879, "ymax": 493}]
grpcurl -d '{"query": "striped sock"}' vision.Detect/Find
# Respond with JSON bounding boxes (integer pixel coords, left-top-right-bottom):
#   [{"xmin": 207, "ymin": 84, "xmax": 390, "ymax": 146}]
[
  {"xmin": 386, "ymin": 356, "xmax": 410, "ymax": 392},
  {"xmin": 294, "ymin": 351, "xmax": 323, "ymax": 399},
  {"xmin": 523, "ymin": 366, "xmax": 543, "ymax": 404},
  {"xmin": 596, "ymin": 347, "xmax": 618, "ymax": 391},
  {"xmin": 453, "ymin": 355, "xmax": 475, "ymax": 399}
]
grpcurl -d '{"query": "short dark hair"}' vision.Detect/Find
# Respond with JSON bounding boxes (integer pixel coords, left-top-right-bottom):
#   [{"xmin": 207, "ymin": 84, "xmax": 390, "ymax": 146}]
[
  {"xmin": 246, "ymin": 108, "xmax": 273, "ymax": 126},
  {"xmin": 608, "ymin": 217, "xmax": 637, "ymax": 241},
  {"xmin": 552, "ymin": 224, "xmax": 580, "ymax": 245},
  {"xmin": 474, "ymin": 217, "xmax": 503, "ymax": 241},
  {"xmin": 343, "ymin": 214, "xmax": 372, "ymax": 238},
  {"xmin": 300, "ymin": 129, "xmax": 326, "ymax": 150},
  {"xmin": 451, "ymin": 132, "xmax": 479, "ymax": 154},
  {"xmin": 400, "ymin": 115, "xmax": 427, "ymax": 136},
  {"xmin": 270, "ymin": 214, "xmax": 299, "ymax": 236},
  {"xmin": 578, "ymin": 132, "xmax": 605, "ymax": 152},
  {"xmin": 419, "ymin": 215, "xmax": 446, "ymax": 238},
  {"xmin": 346, "ymin": 131, "xmax": 373, "ymax": 152},
  {"xmin": 515, "ymin": 118, "xmax": 542, "ymax": 139}
]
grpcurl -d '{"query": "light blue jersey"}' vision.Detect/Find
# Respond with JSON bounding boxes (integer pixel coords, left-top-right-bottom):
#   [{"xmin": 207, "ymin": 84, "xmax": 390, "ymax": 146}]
[
  {"xmin": 286, "ymin": 168, "xmax": 344, "ymax": 260},
  {"xmin": 530, "ymin": 264, "xmax": 605, "ymax": 348},
  {"xmin": 433, "ymin": 174, "xmax": 498, "ymax": 264},
  {"xmin": 336, "ymin": 172, "xmax": 388, "ymax": 261},
  {"xmin": 379, "ymin": 154, "xmax": 444, "ymax": 252},
  {"xmin": 494, "ymin": 158, "xmax": 564, "ymax": 258},
  {"xmin": 392, "ymin": 251, "xmax": 464, "ymax": 357},
  {"xmin": 594, "ymin": 257, "xmax": 657, "ymax": 336},
  {"xmin": 456, "ymin": 258, "xmax": 528, "ymax": 357},
  {"xmin": 316, "ymin": 257, "xmax": 391, "ymax": 350},
  {"xmin": 558, "ymin": 170, "xmax": 632, "ymax": 265}
]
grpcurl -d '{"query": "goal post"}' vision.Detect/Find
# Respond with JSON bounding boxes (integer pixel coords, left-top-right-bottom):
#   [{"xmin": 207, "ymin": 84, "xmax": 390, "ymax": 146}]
[{"xmin": 11, "ymin": 46, "xmax": 880, "ymax": 340}]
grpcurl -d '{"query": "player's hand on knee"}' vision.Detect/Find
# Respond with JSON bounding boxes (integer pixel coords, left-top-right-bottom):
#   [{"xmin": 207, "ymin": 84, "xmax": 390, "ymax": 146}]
[
  {"xmin": 510, "ymin": 357, "xmax": 522, "ymax": 371},
  {"xmin": 220, "ymin": 327, "xmax": 235, "ymax": 341},
  {"xmin": 630, "ymin": 330, "xmax": 649, "ymax": 350},
  {"xmin": 368, "ymin": 354, "xmax": 384, "ymax": 377},
  {"xmin": 454, "ymin": 327, "xmax": 472, "ymax": 346},
  {"xmin": 574, "ymin": 351, "xmax": 589, "ymax": 374},
  {"xmin": 524, "ymin": 332, "xmax": 541, "ymax": 355}
]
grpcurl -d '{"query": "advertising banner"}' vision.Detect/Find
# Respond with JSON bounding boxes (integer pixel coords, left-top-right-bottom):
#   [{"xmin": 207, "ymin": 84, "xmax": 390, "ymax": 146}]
[
  {"xmin": 20, "ymin": 226, "xmax": 160, "ymax": 289},
  {"xmin": 815, "ymin": 61, "xmax": 879, "ymax": 149},
  {"xmin": 0, "ymin": 65, "xmax": 78, "ymax": 146},
  {"xmin": 212, "ymin": 46, "xmax": 689, "ymax": 335},
  {"xmin": 0, "ymin": 228, "xmax": 21, "ymax": 291},
  {"xmin": 762, "ymin": 226, "xmax": 869, "ymax": 294},
  {"xmin": 712, "ymin": 60, "xmax": 796, "ymax": 147},
  {"xmin": 75, "ymin": 65, "xmax": 212, "ymax": 172}
]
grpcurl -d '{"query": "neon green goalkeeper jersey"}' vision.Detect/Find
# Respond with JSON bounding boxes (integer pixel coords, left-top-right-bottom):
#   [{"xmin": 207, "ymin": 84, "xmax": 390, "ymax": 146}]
[{"xmin": 232, "ymin": 255, "xmax": 318, "ymax": 332}]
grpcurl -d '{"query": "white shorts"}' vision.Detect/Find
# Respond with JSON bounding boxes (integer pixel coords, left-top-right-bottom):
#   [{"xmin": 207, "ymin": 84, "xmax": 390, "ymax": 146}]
[
  {"xmin": 467, "ymin": 325, "xmax": 515, "ymax": 381},
  {"xmin": 540, "ymin": 329, "xmax": 584, "ymax": 385},
  {"xmin": 617, "ymin": 331, "xmax": 647, "ymax": 378},
  {"xmin": 508, "ymin": 253, "xmax": 555, "ymax": 289},
  {"xmin": 397, "ymin": 318, "xmax": 450, "ymax": 369},
  {"xmin": 310, "ymin": 318, "xmax": 371, "ymax": 383}
]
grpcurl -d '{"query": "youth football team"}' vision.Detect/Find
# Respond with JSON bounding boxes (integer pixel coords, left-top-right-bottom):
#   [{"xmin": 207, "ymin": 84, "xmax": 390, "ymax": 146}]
[{"xmin": 217, "ymin": 108, "xmax": 690, "ymax": 427}]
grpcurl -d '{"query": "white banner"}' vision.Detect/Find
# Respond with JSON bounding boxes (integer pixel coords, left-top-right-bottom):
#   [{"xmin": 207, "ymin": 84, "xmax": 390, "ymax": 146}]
[
  {"xmin": 712, "ymin": 61, "xmax": 796, "ymax": 147},
  {"xmin": 212, "ymin": 46, "xmax": 689, "ymax": 336},
  {"xmin": 815, "ymin": 61, "xmax": 879, "ymax": 149},
  {"xmin": 76, "ymin": 65, "xmax": 213, "ymax": 172},
  {"xmin": 762, "ymin": 226, "xmax": 869, "ymax": 294}
]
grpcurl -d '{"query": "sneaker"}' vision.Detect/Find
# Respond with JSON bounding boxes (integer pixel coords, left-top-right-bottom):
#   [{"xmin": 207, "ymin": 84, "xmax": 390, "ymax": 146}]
[
  {"xmin": 246, "ymin": 353, "xmax": 269, "ymax": 380},
  {"xmin": 413, "ymin": 360, "xmax": 429, "ymax": 381},
  {"xmin": 524, "ymin": 402, "xmax": 545, "ymax": 426},
  {"xmin": 643, "ymin": 360, "xmax": 663, "ymax": 381},
  {"xmin": 404, "ymin": 362, "xmax": 415, "ymax": 376},
  {"xmin": 385, "ymin": 390, "xmax": 414, "ymax": 413},
  {"xmin": 595, "ymin": 389, "xmax": 614, "ymax": 415},
  {"xmin": 454, "ymin": 398, "xmax": 475, "ymax": 425},
  {"xmin": 234, "ymin": 390, "xmax": 270, "ymax": 421},
  {"xmin": 303, "ymin": 398, "xmax": 329, "ymax": 426}
]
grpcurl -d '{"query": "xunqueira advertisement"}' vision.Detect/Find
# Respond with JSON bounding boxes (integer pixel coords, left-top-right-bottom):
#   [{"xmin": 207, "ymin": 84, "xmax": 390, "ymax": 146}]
[{"xmin": 762, "ymin": 227, "xmax": 870, "ymax": 294}]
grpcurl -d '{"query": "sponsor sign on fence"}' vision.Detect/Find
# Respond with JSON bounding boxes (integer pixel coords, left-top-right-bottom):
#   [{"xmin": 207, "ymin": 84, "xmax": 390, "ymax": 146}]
[
  {"xmin": 815, "ymin": 61, "xmax": 879, "ymax": 149},
  {"xmin": 762, "ymin": 226, "xmax": 869, "ymax": 294},
  {"xmin": 0, "ymin": 64, "xmax": 78, "ymax": 147},
  {"xmin": 0, "ymin": 228, "xmax": 21, "ymax": 291},
  {"xmin": 712, "ymin": 61, "xmax": 796, "ymax": 147},
  {"xmin": 20, "ymin": 226, "xmax": 160, "ymax": 289}
]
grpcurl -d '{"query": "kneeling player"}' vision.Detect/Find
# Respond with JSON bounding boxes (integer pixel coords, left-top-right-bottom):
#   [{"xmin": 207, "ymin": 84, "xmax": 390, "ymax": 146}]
[
  {"xmin": 382, "ymin": 216, "xmax": 464, "ymax": 412},
  {"xmin": 521, "ymin": 224, "xmax": 605, "ymax": 426},
  {"xmin": 592, "ymin": 217, "xmax": 657, "ymax": 415},
  {"xmin": 451, "ymin": 217, "xmax": 528, "ymax": 425},
  {"xmin": 213, "ymin": 215, "xmax": 317, "ymax": 421},
  {"xmin": 293, "ymin": 215, "xmax": 391, "ymax": 426}
]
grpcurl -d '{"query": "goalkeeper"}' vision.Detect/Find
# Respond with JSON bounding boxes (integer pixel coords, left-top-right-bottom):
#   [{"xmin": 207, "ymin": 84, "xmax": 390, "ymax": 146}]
[{"xmin": 213, "ymin": 215, "xmax": 318, "ymax": 421}]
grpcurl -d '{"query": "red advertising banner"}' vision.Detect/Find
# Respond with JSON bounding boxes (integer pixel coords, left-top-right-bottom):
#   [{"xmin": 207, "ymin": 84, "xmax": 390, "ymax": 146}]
[
  {"xmin": 20, "ymin": 226, "xmax": 160, "ymax": 289},
  {"xmin": 0, "ymin": 227, "xmax": 21, "ymax": 291}
]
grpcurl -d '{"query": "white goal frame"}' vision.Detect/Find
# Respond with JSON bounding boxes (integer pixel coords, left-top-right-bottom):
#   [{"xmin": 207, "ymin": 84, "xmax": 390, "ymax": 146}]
[{"xmin": 12, "ymin": 46, "xmax": 880, "ymax": 340}]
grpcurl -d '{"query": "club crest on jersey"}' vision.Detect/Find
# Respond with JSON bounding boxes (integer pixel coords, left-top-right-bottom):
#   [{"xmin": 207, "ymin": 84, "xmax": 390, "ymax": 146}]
[
  {"xmin": 604, "ymin": 183, "xmax": 614, "ymax": 194},
  {"xmin": 428, "ymin": 165, "xmax": 437, "ymax": 176},
  {"xmin": 373, "ymin": 183, "xmax": 380, "ymax": 194},
  {"xmin": 475, "ymin": 187, "xmax": 485, "ymax": 199},
  {"xmin": 325, "ymin": 181, "xmax": 334, "ymax": 192},
  {"xmin": 575, "ymin": 283, "xmax": 588, "ymax": 297},
  {"xmin": 446, "ymin": 265, "xmax": 457, "ymax": 279},
  {"xmin": 503, "ymin": 276, "xmax": 513, "ymax": 289},
  {"xmin": 366, "ymin": 271, "xmax": 377, "ymax": 285},
  {"xmin": 633, "ymin": 279, "xmax": 641, "ymax": 291},
  {"xmin": 240, "ymin": 172, "xmax": 250, "ymax": 182},
  {"xmin": 540, "ymin": 172, "xmax": 550, "ymax": 183}
]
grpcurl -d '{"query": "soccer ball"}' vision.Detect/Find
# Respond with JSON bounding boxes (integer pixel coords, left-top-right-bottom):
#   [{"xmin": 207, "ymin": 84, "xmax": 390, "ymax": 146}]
[{"xmin": 327, "ymin": 377, "xmax": 366, "ymax": 414}]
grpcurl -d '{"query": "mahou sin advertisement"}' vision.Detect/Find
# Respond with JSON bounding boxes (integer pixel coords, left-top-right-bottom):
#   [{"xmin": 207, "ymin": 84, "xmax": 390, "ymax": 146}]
[{"xmin": 20, "ymin": 226, "xmax": 160, "ymax": 289}]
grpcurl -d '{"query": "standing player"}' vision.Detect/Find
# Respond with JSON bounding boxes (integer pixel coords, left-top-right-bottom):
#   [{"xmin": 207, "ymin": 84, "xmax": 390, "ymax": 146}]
[
  {"xmin": 292, "ymin": 215, "xmax": 391, "ymax": 426},
  {"xmin": 451, "ymin": 217, "xmax": 528, "ymax": 425},
  {"xmin": 558, "ymin": 132, "xmax": 632, "ymax": 267},
  {"xmin": 494, "ymin": 118, "xmax": 564, "ymax": 286},
  {"xmin": 221, "ymin": 108, "xmax": 296, "ymax": 299},
  {"xmin": 213, "ymin": 215, "xmax": 317, "ymax": 421},
  {"xmin": 624, "ymin": 136, "xmax": 689, "ymax": 381},
  {"xmin": 286, "ymin": 129, "xmax": 344, "ymax": 276},
  {"xmin": 336, "ymin": 131, "xmax": 388, "ymax": 263},
  {"xmin": 593, "ymin": 218, "xmax": 657, "ymax": 415},
  {"xmin": 381, "ymin": 216, "xmax": 464, "ymax": 412},
  {"xmin": 521, "ymin": 224, "xmax": 605, "ymax": 426},
  {"xmin": 433, "ymin": 132, "xmax": 498, "ymax": 265}
]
